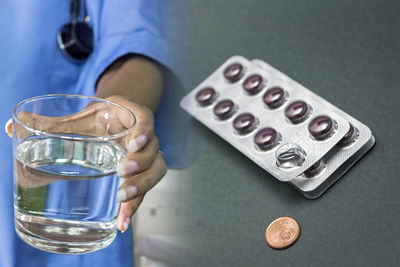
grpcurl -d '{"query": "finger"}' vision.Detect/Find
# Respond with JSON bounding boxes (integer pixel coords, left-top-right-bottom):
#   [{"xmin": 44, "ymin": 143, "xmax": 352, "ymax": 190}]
[
  {"xmin": 16, "ymin": 106, "xmax": 102, "ymax": 136},
  {"xmin": 125, "ymin": 106, "xmax": 154, "ymax": 153},
  {"xmin": 117, "ymin": 153, "xmax": 167, "ymax": 203},
  {"xmin": 116, "ymin": 137, "xmax": 159, "ymax": 177},
  {"xmin": 106, "ymin": 96, "xmax": 155, "ymax": 153},
  {"xmin": 14, "ymin": 158, "xmax": 65, "ymax": 188},
  {"xmin": 117, "ymin": 195, "xmax": 144, "ymax": 233},
  {"xmin": 14, "ymin": 100, "xmax": 127, "ymax": 137},
  {"xmin": 5, "ymin": 118, "xmax": 12, "ymax": 138}
]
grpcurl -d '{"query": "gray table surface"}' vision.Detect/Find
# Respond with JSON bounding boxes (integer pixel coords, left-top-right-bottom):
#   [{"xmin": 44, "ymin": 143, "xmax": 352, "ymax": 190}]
[{"xmin": 177, "ymin": 0, "xmax": 400, "ymax": 266}]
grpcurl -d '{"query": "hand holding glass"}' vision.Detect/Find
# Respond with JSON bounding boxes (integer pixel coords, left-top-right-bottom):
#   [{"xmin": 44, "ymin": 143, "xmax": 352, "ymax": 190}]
[{"xmin": 12, "ymin": 95, "xmax": 135, "ymax": 254}]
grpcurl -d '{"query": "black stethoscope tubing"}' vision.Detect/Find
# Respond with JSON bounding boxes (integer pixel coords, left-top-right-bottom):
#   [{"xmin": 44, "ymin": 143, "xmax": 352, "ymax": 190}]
[{"xmin": 57, "ymin": 0, "xmax": 94, "ymax": 63}]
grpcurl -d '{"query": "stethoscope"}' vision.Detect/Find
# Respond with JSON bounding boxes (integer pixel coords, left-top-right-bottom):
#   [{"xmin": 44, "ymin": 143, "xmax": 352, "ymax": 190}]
[{"xmin": 57, "ymin": 0, "xmax": 94, "ymax": 62}]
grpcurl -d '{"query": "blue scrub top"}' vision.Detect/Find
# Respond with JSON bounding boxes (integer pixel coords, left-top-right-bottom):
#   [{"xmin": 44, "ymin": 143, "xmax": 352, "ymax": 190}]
[{"xmin": 0, "ymin": 1, "xmax": 180, "ymax": 266}]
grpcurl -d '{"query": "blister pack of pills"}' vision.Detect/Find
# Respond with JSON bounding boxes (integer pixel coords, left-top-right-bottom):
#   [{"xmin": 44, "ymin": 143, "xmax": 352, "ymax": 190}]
[{"xmin": 180, "ymin": 56, "xmax": 375, "ymax": 198}]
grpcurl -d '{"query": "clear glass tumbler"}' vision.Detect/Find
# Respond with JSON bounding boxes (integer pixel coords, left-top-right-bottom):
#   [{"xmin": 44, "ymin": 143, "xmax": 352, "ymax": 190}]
[{"xmin": 12, "ymin": 94, "xmax": 135, "ymax": 254}]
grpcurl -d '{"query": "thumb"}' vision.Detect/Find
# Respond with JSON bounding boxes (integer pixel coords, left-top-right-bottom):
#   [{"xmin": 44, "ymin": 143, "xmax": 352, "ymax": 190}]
[
  {"xmin": 117, "ymin": 195, "xmax": 145, "ymax": 233},
  {"xmin": 5, "ymin": 118, "xmax": 12, "ymax": 138}
]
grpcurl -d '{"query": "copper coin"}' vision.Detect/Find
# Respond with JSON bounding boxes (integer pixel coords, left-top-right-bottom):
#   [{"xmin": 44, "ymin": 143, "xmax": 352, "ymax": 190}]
[{"xmin": 265, "ymin": 217, "xmax": 300, "ymax": 249}]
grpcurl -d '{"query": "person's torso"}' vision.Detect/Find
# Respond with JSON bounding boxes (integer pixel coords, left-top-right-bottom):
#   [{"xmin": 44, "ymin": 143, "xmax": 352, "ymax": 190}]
[{"xmin": 0, "ymin": 2, "xmax": 132, "ymax": 267}]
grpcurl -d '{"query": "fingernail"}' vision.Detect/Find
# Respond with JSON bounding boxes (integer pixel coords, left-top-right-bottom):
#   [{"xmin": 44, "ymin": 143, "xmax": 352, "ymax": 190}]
[
  {"xmin": 117, "ymin": 215, "xmax": 123, "ymax": 230},
  {"xmin": 117, "ymin": 185, "xmax": 138, "ymax": 202},
  {"xmin": 5, "ymin": 118, "xmax": 12, "ymax": 137},
  {"xmin": 128, "ymin": 134, "xmax": 147, "ymax": 153},
  {"xmin": 121, "ymin": 217, "xmax": 131, "ymax": 233},
  {"xmin": 119, "ymin": 177, "xmax": 127, "ymax": 186},
  {"xmin": 116, "ymin": 160, "xmax": 139, "ymax": 177}
]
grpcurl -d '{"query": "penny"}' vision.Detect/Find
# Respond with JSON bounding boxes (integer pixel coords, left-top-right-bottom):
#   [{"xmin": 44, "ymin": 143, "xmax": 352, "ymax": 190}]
[
  {"xmin": 243, "ymin": 74, "xmax": 264, "ymax": 95},
  {"xmin": 195, "ymin": 87, "xmax": 216, "ymax": 106},
  {"xmin": 265, "ymin": 217, "xmax": 300, "ymax": 249},
  {"xmin": 223, "ymin": 63, "xmax": 244, "ymax": 82}
]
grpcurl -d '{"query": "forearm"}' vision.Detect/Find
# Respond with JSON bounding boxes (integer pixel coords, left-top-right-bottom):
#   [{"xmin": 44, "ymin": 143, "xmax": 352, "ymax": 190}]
[{"xmin": 95, "ymin": 55, "xmax": 163, "ymax": 113}]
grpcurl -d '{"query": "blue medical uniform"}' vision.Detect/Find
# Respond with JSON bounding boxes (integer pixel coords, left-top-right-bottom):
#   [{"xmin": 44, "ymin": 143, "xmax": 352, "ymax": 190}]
[{"xmin": 0, "ymin": 1, "xmax": 179, "ymax": 266}]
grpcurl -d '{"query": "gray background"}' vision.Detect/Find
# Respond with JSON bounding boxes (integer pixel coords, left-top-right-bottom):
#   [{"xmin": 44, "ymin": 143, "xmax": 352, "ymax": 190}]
[{"xmin": 179, "ymin": 0, "xmax": 400, "ymax": 266}]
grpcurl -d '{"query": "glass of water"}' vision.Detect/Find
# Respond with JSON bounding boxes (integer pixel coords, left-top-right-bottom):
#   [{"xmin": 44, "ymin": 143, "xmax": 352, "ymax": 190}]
[{"xmin": 12, "ymin": 94, "xmax": 135, "ymax": 254}]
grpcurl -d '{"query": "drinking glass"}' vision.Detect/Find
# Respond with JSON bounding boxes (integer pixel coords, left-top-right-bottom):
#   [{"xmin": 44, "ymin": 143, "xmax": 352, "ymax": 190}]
[{"xmin": 12, "ymin": 94, "xmax": 135, "ymax": 254}]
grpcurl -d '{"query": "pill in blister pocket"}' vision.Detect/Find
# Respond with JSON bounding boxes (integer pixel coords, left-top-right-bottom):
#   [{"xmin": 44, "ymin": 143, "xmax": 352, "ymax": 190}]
[
  {"xmin": 303, "ymin": 159, "xmax": 324, "ymax": 177},
  {"xmin": 263, "ymin": 87, "xmax": 286, "ymax": 109},
  {"xmin": 285, "ymin": 100, "xmax": 310, "ymax": 123},
  {"xmin": 233, "ymin": 113, "xmax": 257, "ymax": 134},
  {"xmin": 243, "ymin": 74, "xmax": 264, "ymax": 95},
  {"xmin": 224, "ymin": 63, "xmax": 244, "ymax": 82},
  {"xmin": 254, "ymin": 127, "xmax": 280, "ymax": 150},
  {"xmin": 213, "ymin": 100, "xmax": 236, "ymax": 120},
  {"xmin": 196, "ymin": 87, "xmax": 216, "ymax": 106},
  {"xmin": 308, "ymin": 115, "xmax": 334, "ymax": 140},
  {"xmin": 338, "ymin": 124, "xmax": 356, "ymax": 146}
]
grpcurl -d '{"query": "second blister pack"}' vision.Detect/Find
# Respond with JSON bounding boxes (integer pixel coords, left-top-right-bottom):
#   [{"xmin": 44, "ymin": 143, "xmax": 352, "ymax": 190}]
[{"xmin": 252, "ymin": 59, "xmax": 375, "ymax": 198}]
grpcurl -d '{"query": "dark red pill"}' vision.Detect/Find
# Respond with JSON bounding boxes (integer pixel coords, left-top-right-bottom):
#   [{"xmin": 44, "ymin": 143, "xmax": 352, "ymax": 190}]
[
  {"xmin": 263, "ymin": 87, "xmax": 286, "ymax": 108},
  {"xmin": 195, "ymin": 87, "xmax": 216, "ymax": 106},
  {"xmin": 308, "ymin": 115, "xmax": 334, "ymax": 140},
  {"xmin": 303, "ymin": 160, "xmax": 323, "ymax": 177},
  {"xmin": 339, "ymin": 124, "xmax": 355, "ymax": 144},
  {"xmin": 224, "ymin": 63, "xmax": 244, "ymax": 82},
  {"xmin": 213, "ymin": 100, "xmax": 235, "ymax": 120},
  {"xmin": 285, "ymin": 101, "xmax": 309, "ymax": 123},
  {"xmin": 254, "ymin": 127, "xmax": 279, "ymax": 150},
  {"xmin": 243, "ymin": 74, "xmax": 264, "ymax": 95},
  {"xmin": 233, "ymin": 113, "xmax": 256, "ymax": 134}
]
